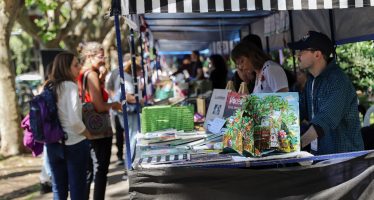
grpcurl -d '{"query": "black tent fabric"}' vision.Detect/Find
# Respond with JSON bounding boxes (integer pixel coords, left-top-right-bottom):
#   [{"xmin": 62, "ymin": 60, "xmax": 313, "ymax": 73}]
[
  {"xmin": 122, "ymin": 0, "xmax": 374, "ymax": 15},
  {"xmin": 128, "ymin": 152, "xmax": 374, "ymax": 200}
]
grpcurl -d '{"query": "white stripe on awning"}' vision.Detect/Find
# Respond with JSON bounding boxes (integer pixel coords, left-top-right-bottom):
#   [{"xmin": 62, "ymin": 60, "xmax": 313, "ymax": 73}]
[
  {"xmin": 231, "ymin": 0, "xmax": 240, "ymax": 11},
  {"xmin": 356, "ymin": 0, "xmax": 364, "ymax": 7},
  {"xmin": 371, "ymin": 0, "xmax": 374, "ymax": 6},
  {"xmin": 168, "ymin": 0, "xmax": 177, "ymax": 13},
  {"xmin": 247, "ymin": 0, "xmax": 256, "ymax": 10},
  {"xmin": 278, "ymin": 0, "xmax": 287, "ymax": 10},
  {"xmin": 324, "ymin": 0, "xmax": 333, "ymax": 9},
  {"xmin": 339, "ymin": 0, "xmax": 348, "ymax": 8},
  {"xmin": 137, "ymin": 0, "xmax": 144, "ymax": 14},
  {"xmin": 200, "ymin": 0, "xmax": 208, "ymax": 13},
  {"xmin": 152, "ymin": 0, "xmax": 161, "ymax": 13},
  {"xmin": 263, "ymin": 0, "xmax": 271, "ymax": 10},
  {"xmin": 216, "ymin": 0, "xmax": 224, "ymax": 12},
  {"xmin": 184, "ymin": 0, "xmax": 193, "ymax": 13},
  {"xmin": 293, "ymin": 0, "xmax": 302, "ymax": 10},
  {"xmin": 309, "ymin": 0, "xmax": 317, "ymax": 9},
  {"xmin": 122, "ymin": 0, "xmax": 129, "ymax": 15}
]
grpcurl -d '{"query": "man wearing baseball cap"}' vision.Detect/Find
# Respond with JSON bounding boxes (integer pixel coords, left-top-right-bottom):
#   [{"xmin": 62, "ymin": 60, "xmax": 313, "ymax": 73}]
[{"xmin": 288, "ymin": 31, "xmax": 364, "ymax": 155}]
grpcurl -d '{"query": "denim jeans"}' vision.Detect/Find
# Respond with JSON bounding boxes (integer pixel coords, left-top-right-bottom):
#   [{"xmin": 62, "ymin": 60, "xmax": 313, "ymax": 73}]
[
  {"xmin": 119, "ymin": 112, "xmax": 138, "ymax": 160},
  {"xmin": 86, "ymin": 137, "xmax": 112, "ymax": 200},
  {"xmin": 46, "ymin": 139, "xmax": 90, "ymax": 200}
]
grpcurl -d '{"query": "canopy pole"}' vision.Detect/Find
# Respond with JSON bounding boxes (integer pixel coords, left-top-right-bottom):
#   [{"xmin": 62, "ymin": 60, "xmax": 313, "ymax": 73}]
[
  {"xmin": 113, "ymin": 10, "xmax": 132, "ymax": 170},
  {"xmin": 329, "ymin": 9, "xmax": 337, "ymax": 60},
  {"xmin": 288, "ymin": 10, "xmax": 297, "ymax": 75},
  {"xmin": 138, "ymin": 26, "xmax": 148, "ymax": 106},
  {"xmin": 266, "ymin": 36, "xmax": 270, "ymax": 54},
  {"xmin": 129, "ymin": 28, "xmax": 142, "ymax": 133}
]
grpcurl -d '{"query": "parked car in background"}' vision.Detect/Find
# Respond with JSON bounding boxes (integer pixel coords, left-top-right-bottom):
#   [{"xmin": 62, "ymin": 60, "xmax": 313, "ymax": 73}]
[{"xmin": 15, "ymin": 72, "xmax": 43, "ymax": 118}]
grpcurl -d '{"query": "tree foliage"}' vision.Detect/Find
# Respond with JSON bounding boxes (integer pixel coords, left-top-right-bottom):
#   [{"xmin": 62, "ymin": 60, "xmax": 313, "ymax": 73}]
[
  {"xmin": 16, "ymin": 0, "xmax": 127, "ymax": 54},
  {"xmin": 12, "ymin": 0, "xmax": 129, "ymax": 74},
  {"xmin": 336, "ymin": 41, "xmax": 374, "ymax": 91},
  {"xmin": 10, "ymin": 25, "xmax": 35, "ymax": 75}
]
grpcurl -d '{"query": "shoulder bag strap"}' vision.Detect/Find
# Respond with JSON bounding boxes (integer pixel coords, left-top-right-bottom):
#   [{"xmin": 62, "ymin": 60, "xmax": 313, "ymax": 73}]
[{"xmin": 81, "ymin": 70, "xmax": 91, "ymax": 103}]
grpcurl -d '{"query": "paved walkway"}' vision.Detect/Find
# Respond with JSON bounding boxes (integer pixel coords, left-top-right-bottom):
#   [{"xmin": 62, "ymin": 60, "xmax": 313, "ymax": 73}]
[{"xmin": 0, "ymin": 145, "xmax": 130, "ymax": 200}]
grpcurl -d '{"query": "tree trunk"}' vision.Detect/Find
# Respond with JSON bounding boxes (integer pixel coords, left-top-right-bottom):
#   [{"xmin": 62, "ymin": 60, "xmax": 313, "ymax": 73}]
[{"xmin": 0, "ymin": 0, "xmax": 23, "ymax": 156}]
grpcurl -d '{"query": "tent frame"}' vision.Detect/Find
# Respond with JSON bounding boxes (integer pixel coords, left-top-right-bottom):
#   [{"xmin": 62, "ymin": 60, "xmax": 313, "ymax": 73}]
[{"xmin": 111, "ymin": 0, "xmax": 374, "ymax": 170}]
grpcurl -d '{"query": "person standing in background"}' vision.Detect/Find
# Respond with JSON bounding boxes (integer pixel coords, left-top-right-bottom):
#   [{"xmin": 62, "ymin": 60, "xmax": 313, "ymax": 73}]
[
  {"xmin": 208, "ymin": 54, "xmax": 228, "ymax": 89},
  {"xmin": 190, "ymin": 50, "xmax": 204, "ymax": 80},
  {"xmin": 106, "ymin": 53, "xmax": 131, "ymax": 166}
]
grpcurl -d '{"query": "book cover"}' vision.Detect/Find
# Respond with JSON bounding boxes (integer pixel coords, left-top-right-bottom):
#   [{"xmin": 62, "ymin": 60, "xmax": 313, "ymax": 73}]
[
  {"xmin": 204, "ymin": 89, "xmax": 229, "ymax": 128},
  {"xmin": 223, "ymin": 91, "xmax": 247, "ymax": 119}
]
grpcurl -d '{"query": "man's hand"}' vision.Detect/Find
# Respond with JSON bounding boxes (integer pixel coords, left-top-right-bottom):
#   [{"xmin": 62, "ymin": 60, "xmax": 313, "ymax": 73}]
[{"xmin": 301, "ymin": 125, "xmax": 318, "ymax": 148}]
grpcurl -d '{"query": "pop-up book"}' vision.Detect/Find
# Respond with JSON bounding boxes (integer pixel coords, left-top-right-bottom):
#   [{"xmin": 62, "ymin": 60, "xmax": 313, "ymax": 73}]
[{"xmin": 223, "ymin": 93, "xmax": 300, "ymax": 157}]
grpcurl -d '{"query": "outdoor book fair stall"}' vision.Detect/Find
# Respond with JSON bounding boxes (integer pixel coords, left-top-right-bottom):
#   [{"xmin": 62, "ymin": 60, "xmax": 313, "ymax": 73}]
[{"xmin": 110, "ymin": 0, "xmax": 374, "ymax": 199}]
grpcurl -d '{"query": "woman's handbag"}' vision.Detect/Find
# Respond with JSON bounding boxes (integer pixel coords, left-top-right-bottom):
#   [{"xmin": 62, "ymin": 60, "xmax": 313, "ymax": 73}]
[{"xmin": 81, "ymin": 70, "xmax": 113, "ymax": 139}]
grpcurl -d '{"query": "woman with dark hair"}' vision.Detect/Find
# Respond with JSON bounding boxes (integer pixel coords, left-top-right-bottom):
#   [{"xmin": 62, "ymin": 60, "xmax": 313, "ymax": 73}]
[
  {"xmin": 231, "ymin": 42, "xmax": 289, "ymax": 93},
  {"xmin": 45, "ymin": 52, "xmax": 91, "ymax": 200},
  {"xmin": 209, "ymin": 54, "xmax": 228, "ymax": 89}
]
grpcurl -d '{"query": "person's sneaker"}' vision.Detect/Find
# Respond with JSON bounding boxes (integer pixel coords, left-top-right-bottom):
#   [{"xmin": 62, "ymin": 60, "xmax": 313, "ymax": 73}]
[{"xmin": 40, "ymin": 182, "xmax": 52, "ymax": 194}]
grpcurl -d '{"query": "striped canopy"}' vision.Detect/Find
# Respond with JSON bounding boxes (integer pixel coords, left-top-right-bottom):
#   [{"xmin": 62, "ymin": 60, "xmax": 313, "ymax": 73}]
[{"xmin": 121, "ymin": 0, "xmax": 374, "ymax": 15}]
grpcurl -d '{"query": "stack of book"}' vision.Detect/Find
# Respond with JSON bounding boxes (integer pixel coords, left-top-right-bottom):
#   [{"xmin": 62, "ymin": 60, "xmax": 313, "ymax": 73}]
[{"xmin": 136, "ymin": 130, "xmax": 211, "ymax": 148}]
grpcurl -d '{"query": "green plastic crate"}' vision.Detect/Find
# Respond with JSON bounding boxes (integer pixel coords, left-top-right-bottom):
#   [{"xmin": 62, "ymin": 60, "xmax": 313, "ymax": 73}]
[{"xmin": 141, "ymin": 105, "xmax": 194, "ymax": 133}]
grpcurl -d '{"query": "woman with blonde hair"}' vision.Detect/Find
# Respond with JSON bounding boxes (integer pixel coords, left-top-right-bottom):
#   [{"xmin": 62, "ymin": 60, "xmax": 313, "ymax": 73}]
[
  {"xmin": 78, "ymin": 42, "xmax": 121, "ymax": 200},
  {"xmin": 45, "ymin": 52, "xmax": 91, "ymax": 200}
]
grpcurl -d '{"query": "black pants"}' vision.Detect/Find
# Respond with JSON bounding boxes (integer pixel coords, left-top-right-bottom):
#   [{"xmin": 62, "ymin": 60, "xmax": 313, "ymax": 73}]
[
  {"xmin": 86, "ymin": 137, "xmax": 112, "ymax": 200},
  {"xmin": 115, "ymin": 115, "xmax": 124, "ymax": 161}
]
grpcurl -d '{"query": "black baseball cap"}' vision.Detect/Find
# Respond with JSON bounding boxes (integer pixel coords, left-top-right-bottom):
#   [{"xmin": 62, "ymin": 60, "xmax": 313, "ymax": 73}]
[{"xmin": 288, "ymin": 31, "xmax": 334, "ymax": 58}]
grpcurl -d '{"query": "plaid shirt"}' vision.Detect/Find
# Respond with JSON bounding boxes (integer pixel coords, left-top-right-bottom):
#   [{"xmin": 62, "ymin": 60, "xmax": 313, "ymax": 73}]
[{"xmin": 300, "ymin": 60, "xmax": 364, "ymax": 155}]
